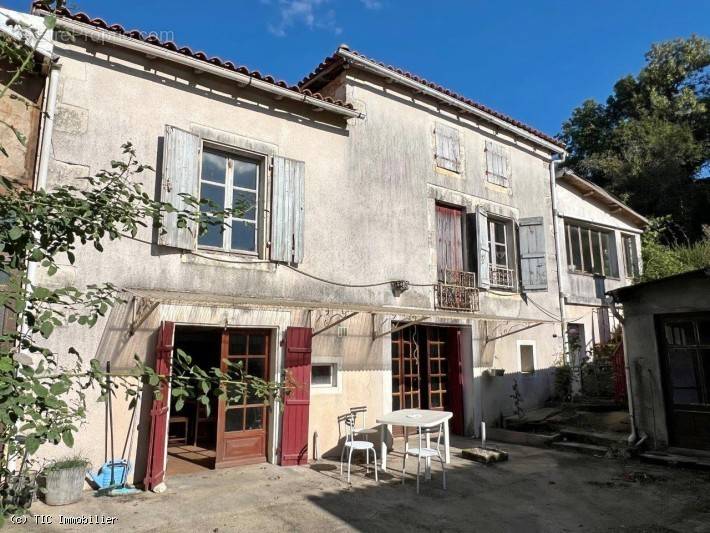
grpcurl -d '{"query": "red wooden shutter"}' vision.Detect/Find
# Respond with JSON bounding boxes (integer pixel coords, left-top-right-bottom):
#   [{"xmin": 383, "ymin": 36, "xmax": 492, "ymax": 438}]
[
  {"xmin": 280, "ymin": 327, "xmax": 312, "ymax": 466},
  {"xmin": 446, "ymin": 328, "xmax": 465, "ymax": 435},
  {"xmin": 144, "ymin": 321, "xmax": 174, "ymax": 490},
  {"xmin": 436, "ymin": 204, "xmax": 464, "ymax": 281}
]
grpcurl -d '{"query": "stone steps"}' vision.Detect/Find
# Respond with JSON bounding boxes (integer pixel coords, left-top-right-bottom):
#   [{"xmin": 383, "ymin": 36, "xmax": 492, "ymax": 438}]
[
  {"xmin": 551, "ymin": 441, "xmax": 610, "ymax": 457},
  {"xmin": 558, "ymin": 428, "xmax": 627, "ymax": 448}
]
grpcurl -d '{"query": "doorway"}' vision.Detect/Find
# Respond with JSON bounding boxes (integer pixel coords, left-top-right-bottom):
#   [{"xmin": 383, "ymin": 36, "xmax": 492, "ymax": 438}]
[
  {"xmin": 658, "ymin": 314, "xmax": 710, "ymax": 451},
  {"xmin": 391, "ymin": 324, "xmax": 464, "ymax": 434},
  {"xmin": 165, "ymin": 326, "xmax": 271, "ymax": 476}
]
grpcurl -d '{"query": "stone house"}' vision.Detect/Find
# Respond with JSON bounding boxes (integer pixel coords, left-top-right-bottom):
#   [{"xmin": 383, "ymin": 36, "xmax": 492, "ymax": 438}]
[{"xmin": 22, "ymin": 5, "xmax": 644, "ymax": 489}]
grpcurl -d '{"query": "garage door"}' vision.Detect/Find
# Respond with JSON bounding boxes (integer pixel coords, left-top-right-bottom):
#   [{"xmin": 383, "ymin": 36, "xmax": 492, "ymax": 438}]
[{"xmin": 659, "ymin": 315, "xmax": 710, "ymax": 451}]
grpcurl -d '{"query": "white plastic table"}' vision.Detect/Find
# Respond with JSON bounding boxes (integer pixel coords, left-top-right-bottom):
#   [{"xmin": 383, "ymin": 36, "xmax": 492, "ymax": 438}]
[{"xmin": 376, "ymin": 409, "xmax": 452, "ymax": 472}]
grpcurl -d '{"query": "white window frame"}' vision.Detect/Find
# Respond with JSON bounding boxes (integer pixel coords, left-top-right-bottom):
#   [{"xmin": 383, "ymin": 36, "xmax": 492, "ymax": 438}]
[
  {"xmin": 564, "ymin": 221, "xmax": 619, "ymax": 279},
  {"xmin": 197, "ymin": 144, "xmax": 266, "ymax": 256},
  {"xmin": 517, "ymin": 340, "xmax": 537, "ymax": 375},
  {"xmin": 310, "ymin": 361, "xmax": 341, "ymax": 394},
  {"xmin": 487, "ymin": 217, "xmax": 517, "ymax": 290},
  {"xmin": 622, "ymin": 234, "xmax": 640, "ymax": 279}
]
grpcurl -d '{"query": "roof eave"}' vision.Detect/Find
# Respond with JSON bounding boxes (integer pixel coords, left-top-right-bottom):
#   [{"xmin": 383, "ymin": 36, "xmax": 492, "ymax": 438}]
[
  {"xmin": 43, "ymin": 13, "xmax": 364, "ymax": 119},
  {"xmin": 333, "ymin": 47, "xmax": 566, "ymax": 155}
]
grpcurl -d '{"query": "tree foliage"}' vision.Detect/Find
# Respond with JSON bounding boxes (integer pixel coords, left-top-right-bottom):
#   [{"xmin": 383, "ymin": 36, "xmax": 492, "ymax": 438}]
[
  {"xmin": 640, "ymin": 217, "xmax": 710, "ymax": 281},
  {"xmin": 560, "ymin": 35, "xmax": 710, "ymax": 240}
]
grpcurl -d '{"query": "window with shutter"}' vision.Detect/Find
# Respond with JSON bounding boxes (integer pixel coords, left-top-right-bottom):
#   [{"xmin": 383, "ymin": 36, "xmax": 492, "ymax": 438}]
[
  {"xmin": 271, "ymin": 156, "xmax": 305, "ymax": 264},
  {"xmin": 475, "ymin": 207, "xmax": 490, "ymax": 289},
  {"xmin": 519, "ymin": 217, "xmax": 548, "ymax": 291},
  {"xmin": 435, "ymin": 123, "xmax": 462, "ymax": 173},
  {"xmin": 484, "ymin": 140, "xmax": 511, "ymax": 187},
  {"xmin": 159, "ymin": 125, "xmax": 201, "ymax": 250}
]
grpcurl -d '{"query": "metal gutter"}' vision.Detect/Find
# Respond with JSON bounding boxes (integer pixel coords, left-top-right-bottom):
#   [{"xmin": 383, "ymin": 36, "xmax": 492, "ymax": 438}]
[
  {"xmin": 51, "ymin": 17, "xmax": 365, "ymax": 120},
  {"xmin": 337, "ymin": 48, "xmax": 566, "ymax": 155}
]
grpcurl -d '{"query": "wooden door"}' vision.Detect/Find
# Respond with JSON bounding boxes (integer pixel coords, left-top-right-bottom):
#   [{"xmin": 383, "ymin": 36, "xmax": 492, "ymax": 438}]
[
  {"xmin": 659, "ymin": 315, "xmax": 710, "ymax": 451},
  {"xmin": 426, "ymin": 327, "xmax": 448, "ymax": 411},
  {"xmin": 280, "ymin": 327, "xmax": 312, "ymax": 466},
  {"xmin": 436, "ymin": 204, "xmax": 464, "ymax": 281},
  {"xmin": 391, "ymin": 326, "xmax": 421, "ymax": 411},
  {"xmin": 215, "ymin": 329, "xmax": 270, "ymax": 468},
  {"xmin": 446, "ymin": 328, "xmax": 465, "ymax": 435},
  {"xmin": 144, "ymin": 321, "xmax": 174, "ymax": 490}
]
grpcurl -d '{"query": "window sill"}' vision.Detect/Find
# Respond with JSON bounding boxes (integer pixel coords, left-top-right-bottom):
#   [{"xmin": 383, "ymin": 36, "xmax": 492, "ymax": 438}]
[{"xmin": 567, "ymin": 270, "xmax": 620, "ymax": 282}]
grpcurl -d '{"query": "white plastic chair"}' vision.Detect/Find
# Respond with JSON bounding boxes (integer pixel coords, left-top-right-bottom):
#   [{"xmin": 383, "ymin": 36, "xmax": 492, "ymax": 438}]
[
  {"xmin": 401, "ymin": 423, "xmax": 446, "ymax": 494},
  {"xmin": 339, "ymin": 413, "xmax": 378, "ymax": 483},
  {"xmin": 350, "ymin": 406, "xmax": 379, "ymax": 440}
]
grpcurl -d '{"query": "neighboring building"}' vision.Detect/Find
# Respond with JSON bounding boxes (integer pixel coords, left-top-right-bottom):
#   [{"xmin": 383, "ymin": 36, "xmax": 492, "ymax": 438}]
[
  {"xmin": 555, "ymin": 169, "xmax": 647, "ymax": 365},
  {"xmin": 609, "ymin": 269, "xmax": 710, "ymax": 452},
  {"xmin": 24, "ymin": 5, "xmax": 645, "ymax": 490}
]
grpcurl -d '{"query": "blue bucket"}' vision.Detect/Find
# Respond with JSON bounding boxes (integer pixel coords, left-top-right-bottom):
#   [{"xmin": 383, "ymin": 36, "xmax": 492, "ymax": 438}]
[{"xmin": 88, "ymin": 460, "xmax": 130, "ymax": 489}]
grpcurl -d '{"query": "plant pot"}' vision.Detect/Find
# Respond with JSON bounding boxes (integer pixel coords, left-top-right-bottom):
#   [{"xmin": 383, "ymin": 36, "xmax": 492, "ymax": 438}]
[{"xmin": 39, "ymin": 465, "xmax": 87, "ymax": 506}]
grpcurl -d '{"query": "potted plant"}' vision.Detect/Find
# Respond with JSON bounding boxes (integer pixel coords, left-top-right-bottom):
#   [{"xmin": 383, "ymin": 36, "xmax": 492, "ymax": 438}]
[{"xmin": 39, "ymin": 457, "xmax": 90, "ymax": 506}]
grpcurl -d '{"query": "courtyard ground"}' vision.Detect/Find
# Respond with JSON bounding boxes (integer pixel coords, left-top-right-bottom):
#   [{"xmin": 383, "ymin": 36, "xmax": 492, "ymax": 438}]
[{"xmin": 13, "ymin": 437, "xmax": 710, "ymax": 533}]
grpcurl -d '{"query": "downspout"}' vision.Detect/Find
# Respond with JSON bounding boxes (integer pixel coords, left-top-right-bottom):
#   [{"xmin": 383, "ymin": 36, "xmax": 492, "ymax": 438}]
[
  {"xmin": 549, "ymin": 156, "xmax": 567, "ymax": 353},
  {"xmin": 610, "ymin": 298, "xmax": 641, "ymax": 446},
  {"xmin": 21, "ymin": 60, "xmax": 61, "ymax": 339}
]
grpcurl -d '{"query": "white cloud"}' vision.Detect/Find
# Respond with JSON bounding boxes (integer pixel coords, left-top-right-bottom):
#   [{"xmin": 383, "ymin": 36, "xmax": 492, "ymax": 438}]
[{"xmin": 267, "ymin": 0, "xmax": 378, "ymax": 37}]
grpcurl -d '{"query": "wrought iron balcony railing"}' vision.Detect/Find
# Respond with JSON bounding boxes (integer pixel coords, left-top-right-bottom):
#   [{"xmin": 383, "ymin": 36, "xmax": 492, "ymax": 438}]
[
  {"xmin": 436, "ymin": 269, "xmax": 480, "ymax": 312},
  {"xmin": 489, "ymin": 265, "xmax": 516, "ymax": 290}
]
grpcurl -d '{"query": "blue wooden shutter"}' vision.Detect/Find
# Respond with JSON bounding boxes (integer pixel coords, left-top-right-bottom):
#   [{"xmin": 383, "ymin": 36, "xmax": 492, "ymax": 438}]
[
  {"xmin": 435, "ymin": 123, "xmax": 461, "ymax": 172},
  {"xmin": 519, "ymin": 217, "xmax": 548, "ymax": 291},
  {"xmin": 476, "ymin": 206, "xmax": 490, "ymax": 289},
  {"xmin": 271, "ymin": 156, "xmax": 305, "ymax": 264},
  {"xmin": 159, "ymin": 125, "xmax": 200, "ymax": 250}
]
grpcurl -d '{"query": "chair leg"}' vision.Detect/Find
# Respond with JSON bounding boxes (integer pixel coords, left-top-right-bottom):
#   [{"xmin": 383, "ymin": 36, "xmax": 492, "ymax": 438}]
[
  {"xmin": 347, "ymin": 448, "xmax": 354, "ymax": 483},
  {"xmin": 340, "ymin": 444, "xmax": 346, "ymax": 477},
  {"xmin": 439, "ymin": 455, "xmax": 447, "ymax": 490},
  {"xmin": 401, "ymin": 451, "xmax": 407, "ymax": 485},
  {"xmin": 416, "ymin": 457, "xmax": 421, "ymax": 495},
  {"xmin": 372, "ymin": 449, "xmax": 378, "ymax": 483}
]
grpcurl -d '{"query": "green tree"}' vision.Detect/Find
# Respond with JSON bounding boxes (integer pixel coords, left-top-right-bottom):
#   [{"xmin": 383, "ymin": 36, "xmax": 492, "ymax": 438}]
[{"xmin": 559, "ymin": 35, "xmax": 710, "ymax": 240}]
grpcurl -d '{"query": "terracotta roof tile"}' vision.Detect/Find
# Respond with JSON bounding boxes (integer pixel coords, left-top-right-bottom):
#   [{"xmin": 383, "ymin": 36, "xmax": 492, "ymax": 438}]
[
  {"xmin": 35, "ymin": 4, "xmax": 354, "ymax": 111},
  {"xmin": 300, "ymin": 48, "xmax": 565, "ymax": 148}
]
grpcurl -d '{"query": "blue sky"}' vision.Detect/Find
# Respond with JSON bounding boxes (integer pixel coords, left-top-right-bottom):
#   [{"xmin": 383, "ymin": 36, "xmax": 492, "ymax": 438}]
[{"xmin": 5, "ymin": 1, "xmax": 709, "ymax": 136}]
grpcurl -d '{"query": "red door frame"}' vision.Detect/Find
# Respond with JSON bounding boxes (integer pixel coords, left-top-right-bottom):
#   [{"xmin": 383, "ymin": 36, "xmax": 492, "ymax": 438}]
[
  {"xmin": 446, "ymin": 327, "xmax": 465, "ymax": 435},
  {"xmin": 144, "ymin": 321, "xmax": 174, "ymax": 490},
  {"xmin": 280, "ymin": 327, "xmax": 312, "ymax": 466}
]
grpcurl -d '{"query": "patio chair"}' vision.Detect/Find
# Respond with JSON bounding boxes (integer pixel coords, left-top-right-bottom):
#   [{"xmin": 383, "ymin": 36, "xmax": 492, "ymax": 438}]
[
  {"xmin": 401, "ymin": 423, "xmax": 446, "ymax": 494},
  {"xmin": 338, "ymin": 413, "xmax": 378, "ymax": 483},
  {"xmin": 350, "ymin": 406, "xmax": 379, "ymax": 441}
]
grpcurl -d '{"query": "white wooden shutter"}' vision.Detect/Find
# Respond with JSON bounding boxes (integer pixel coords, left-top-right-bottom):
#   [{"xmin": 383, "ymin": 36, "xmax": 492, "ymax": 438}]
[
  {"xmin": 158, "ymin": 125, "xmax": 201, "ymax": 250},
  {"xmin": 476, "ymin": 206, "xmax": 490, "ymax": 289},
  {"xmin": 519, "ymin": 217, "xmax": 547, "ymax": 291},
  {"xmin": 435, "ymin": 123, "xmax": 461, "ymax": 172},
  {"xmin": 271, "ymin": 156, "xmax": 305, "ymax": 264},
  {"xmin": 485, "ymin": 140, "xmax": 510, "ymax": 187}
]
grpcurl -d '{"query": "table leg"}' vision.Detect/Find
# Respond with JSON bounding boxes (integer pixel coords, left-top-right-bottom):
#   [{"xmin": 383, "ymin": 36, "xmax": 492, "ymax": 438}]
[
  {"xmin": 425, "ymin": 432, "xmax": 432, "ymax": 480},
  {"xmin": 380, "ymin": 424, "xmax": 387, "ymax": 471},
  {"xmin": 444, "ymin": 419, "xmax": 451, "ymax": 464}
]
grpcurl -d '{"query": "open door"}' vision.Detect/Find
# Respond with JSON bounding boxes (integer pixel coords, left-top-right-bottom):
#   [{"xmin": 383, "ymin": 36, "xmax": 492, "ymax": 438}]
[
  {"xmin": 446, "ymin": 328, "xmax": 465, "ymax": 435},
  {"xmin": 144, "ymin": 321, "xmax": 174, "ymax": 491},
  {"xmin": 215, "ymin": 329, "xmax": 271, "ymax": 468},
  {"xmin": 280, "ymin": 327, "xmax": 312, "ymax": 466}
]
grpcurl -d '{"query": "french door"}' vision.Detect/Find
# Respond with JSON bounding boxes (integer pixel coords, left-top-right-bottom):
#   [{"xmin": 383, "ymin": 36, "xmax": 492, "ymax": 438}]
[{"xmin": 215, "ymin": 329, "xmax": 270, "ymax": 468}]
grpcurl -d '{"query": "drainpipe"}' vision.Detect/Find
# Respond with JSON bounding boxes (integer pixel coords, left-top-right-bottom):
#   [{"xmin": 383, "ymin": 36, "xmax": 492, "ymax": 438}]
[
  {"xmin": 610, "ymin": 298, "xmax": 641, "ymax": 446},
  {"xmin": 548, "ymin": 156, "xmax": 567, "ymax": 354},
  {"xmin": 21, "ymin": 60, "xmax": 61, "ymax": 342}
]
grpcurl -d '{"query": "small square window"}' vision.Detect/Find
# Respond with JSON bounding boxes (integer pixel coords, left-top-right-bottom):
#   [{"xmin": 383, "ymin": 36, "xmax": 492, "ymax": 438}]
[
  {"xmin": 519, "ymin": 342, "xmax": 535, "ymax": 374},
  {"xmin": 312, "ymin": 364, "xmax": 337, "ymax": 388}
]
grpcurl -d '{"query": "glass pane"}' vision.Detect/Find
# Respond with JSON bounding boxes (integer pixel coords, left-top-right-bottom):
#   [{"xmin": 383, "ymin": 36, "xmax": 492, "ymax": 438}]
[
  {"xmin": 231, "ymin": 220, "xmax": 256, "ymax": 252},
  {"xmin": 311, "ymin": 364, "xmax": 333, "ymax": 386},
  {"xmin": 225, "ymin": 408, "xmax": 244, "ymax": 432},
  {"xmin": 673, "ymin": 388, "xmax": 700, "ymax": 404},
  {"xmin": 520, "ymin": 344, "xmax": 535, "ymax": 373},
  {"xmin": 233, "ymin": 158, "xmax": 258, "ymax": 190},
  {"xmin": 431, "ymin": 394, "xmax": 441, "ymax": 408},
  {"xmin": 198, "ymin": 222, "xmax": 223, "ymax": 248},
  {"xmin": 248, "ymin": 334, "xmax": 266, "ymax": 355},
  {"xmin": 591, "ymin": 231, "xmax": 603, "ymax": 275},
  {"xmin": 246, "ymin": 383, "xmax": 261, "ymax": 405},
  {"xmin": 392, "ymin": 395, "xmax": 400, "ymax": 411},
  {"xmin": 233, "ymin": 190, "xmax": 257, "ymax": 221},
  {"xmin": 494, "ymin": 221, "xmax": 506, "ymax": 244},
  {"xmin": 199, "ymin": 182, "xmax": 225, "ymax": 211},
  {"xmin": 700, "ymin": 349, "xmax": 710, "ymax": 405},
  {"xmin": 248, "ymin": 357, "xmax": 266, "ymax": 379},
  {"xmin": 665, "ymin": 322, "xmax": 697, "ymax": 346},
  {"xmin": 495, "ymin": 245, "xmax": 507, "ymax": 267},
  {"xmin": 581, "ymin": 228, "xmax": 592, "ymax": 273},
  {"xmin": 697, "ymin": 321, "xmax": 710, "ymax": 346},
  {"xmin": 669, "ymin": 349, "xmax": 698, "ymax": 389},
  {"xmin": 245, "ymin": 407, "xmax": 264, "ymax": 430},
  {"xmin": 202, "ymin": 150, "xmax": 227, "ymax": 184},
  {"xmin": 227, "ymin": 357, "xmax": 247, "ymax": 374},
  {"xmin": 570, "ymin": 226, "xmax": 582, "ymax": 270},
  {"xmin": 229, "ymin": 333, "xmax": 248, "ymax": 355},
  {"xmin": 601, "ymin": 233, "xmax": 612, "ymax": 276}
]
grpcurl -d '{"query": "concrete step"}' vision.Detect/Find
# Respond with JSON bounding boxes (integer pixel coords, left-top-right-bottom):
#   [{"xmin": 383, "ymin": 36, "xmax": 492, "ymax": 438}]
[
  {"xmin": 487, "ymin": 428, "xmax": 560, "ymax": 449},
  {"xmin": 558, "ymin": 428, "xmax": 627, "ymax": 448},
  {"xmin": 640, "ymin": 452, "xmax": 710, "ymax": 471},
  {"xmin": 551, "ymin": 441, "xmax": 609, "ymax": 457}
]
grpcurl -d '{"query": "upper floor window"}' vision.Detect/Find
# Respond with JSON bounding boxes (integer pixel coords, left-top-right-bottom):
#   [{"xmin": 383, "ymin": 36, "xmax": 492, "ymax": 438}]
[
  {"xmin": 622, "ymin": 234, "xmax": 640, "ymax": 279},
  {"xmin": 484, "ymin": 140, "xmax": 511, "ymax": 187},
  {"xmin": 565, "ymin": 221, "xmax": 619, "ymax": 278},
  {"xmin": 434, "ymin": 123, "xmax": 462, "ymax": 173},
  {"xmin": 198, "ymin": 148, "xmax": 261, "ymax": 254},
  {"xmin": 488, "ymin": 218, "xmax": 516, "ymax": 290}
]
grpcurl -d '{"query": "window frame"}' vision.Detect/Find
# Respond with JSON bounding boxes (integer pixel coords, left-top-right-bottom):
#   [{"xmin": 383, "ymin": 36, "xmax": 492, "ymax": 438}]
[
  {"xmin": 487, "ymin": 216, "xmax": 518, "ymax": 291},
  {"xmin": 517, "ymin": 340, "xmax": 537, "ymax": 375},
  {"xmin": 622, "ymin": 234, "xmax": 640, "ymax": 279},
  {"xmin": 197, "ymin": 143, "xmax": 267, "ymax": 257},
  {"xmin": 564, "ymin": 221, "xmax": 619, "ymax": 279},
  {"xmin": 310, "ymin": 362, "xmax": 341, "ymax": 394}
]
